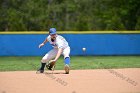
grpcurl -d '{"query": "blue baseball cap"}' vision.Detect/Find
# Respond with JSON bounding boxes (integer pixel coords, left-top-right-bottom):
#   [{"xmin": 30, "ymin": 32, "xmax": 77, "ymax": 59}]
[{"xmin": 49, "ymin": 28, "xmax": 56, "ymax": 35}]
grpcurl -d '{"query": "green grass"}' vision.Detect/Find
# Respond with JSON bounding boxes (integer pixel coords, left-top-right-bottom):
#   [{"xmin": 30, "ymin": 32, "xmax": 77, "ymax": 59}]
[{"xmin": 0, "ymin": 56, "xmax": 140, "ymax": 71}]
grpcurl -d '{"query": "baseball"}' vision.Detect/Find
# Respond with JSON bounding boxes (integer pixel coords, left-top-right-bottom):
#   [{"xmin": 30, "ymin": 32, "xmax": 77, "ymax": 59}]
[{"xmin": 82, "ymin": 48, "xmax": 86, "ymax": 51}]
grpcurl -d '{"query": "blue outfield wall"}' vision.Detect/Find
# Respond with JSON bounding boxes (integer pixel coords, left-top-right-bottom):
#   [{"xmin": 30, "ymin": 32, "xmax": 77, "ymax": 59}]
[{"xmin": 0, "ymin": 34, "xmax": 140, "ymax": 56}]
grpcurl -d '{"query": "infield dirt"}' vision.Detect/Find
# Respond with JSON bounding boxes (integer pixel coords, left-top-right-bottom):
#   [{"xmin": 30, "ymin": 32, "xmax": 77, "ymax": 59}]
[{"xmin": 0, "ymin": 68, "xmax": 140, "ymax": 93}]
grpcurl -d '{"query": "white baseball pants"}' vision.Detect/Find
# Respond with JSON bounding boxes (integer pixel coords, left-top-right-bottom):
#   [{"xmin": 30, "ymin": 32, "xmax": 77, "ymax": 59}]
[{"xmin": 41, "ymin": 47, "xmax": 70, "ymax": 63}]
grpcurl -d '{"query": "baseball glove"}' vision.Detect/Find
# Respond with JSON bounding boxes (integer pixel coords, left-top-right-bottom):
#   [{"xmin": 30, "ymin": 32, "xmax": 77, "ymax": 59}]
[{"xmin": 46, "ymin": 61, "xmax": 55, "ymax": 70}]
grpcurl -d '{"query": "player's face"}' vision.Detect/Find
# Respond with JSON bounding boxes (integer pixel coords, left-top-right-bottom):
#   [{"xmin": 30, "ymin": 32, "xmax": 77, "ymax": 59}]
[{"xmin": 50, "ymin": 34, "xmax": 56, "ymax": 40}]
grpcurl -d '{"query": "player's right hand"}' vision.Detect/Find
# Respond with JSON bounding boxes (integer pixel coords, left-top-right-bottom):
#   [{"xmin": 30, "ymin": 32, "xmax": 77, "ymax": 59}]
[{"xmin": 39, "ymin": 43, "xmax": 44, "ymax": 48}]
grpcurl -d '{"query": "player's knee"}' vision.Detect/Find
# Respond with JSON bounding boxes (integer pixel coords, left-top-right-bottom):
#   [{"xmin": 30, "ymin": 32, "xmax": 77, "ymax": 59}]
[
  {"xmin": 41, "ymin": 54, "xmax": 49, "ymax": 63},
  {"xmin": 41, "ymin": 59, "xmax": 45, "ymax": 63},
  {"xmin": 41, "ymin": 58, "xmax": 48, "ymax": 63}
]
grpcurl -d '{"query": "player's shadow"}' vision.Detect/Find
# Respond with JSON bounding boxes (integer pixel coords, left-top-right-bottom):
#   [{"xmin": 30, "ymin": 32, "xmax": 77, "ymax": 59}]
[{"xmin": 44, "ymin": 72, "xmax": 66, "ymax": 74}]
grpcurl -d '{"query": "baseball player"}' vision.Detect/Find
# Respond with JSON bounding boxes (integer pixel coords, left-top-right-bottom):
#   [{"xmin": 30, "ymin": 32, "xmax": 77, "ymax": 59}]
[{"xmin": 37, "ymin": 28, "xmax": 70, "ymax": 74}]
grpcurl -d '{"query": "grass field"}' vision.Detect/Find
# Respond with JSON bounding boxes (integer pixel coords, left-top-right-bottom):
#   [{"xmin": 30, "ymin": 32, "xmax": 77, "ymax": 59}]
[{"xmin": 0, "ymin": 56, "xmax": 140, "ymax": 71}]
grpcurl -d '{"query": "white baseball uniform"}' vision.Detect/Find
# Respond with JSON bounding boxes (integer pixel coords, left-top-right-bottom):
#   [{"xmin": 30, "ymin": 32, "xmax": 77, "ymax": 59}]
[{"xmin": 41, "ymin": 35, "xmax": 70, "ymax": 63}]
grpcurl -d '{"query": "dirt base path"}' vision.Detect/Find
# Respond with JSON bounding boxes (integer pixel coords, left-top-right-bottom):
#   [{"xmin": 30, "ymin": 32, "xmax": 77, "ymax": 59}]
[{"xmin": 0, "ymin": 68, "xmax": 140, "ymax": 93}]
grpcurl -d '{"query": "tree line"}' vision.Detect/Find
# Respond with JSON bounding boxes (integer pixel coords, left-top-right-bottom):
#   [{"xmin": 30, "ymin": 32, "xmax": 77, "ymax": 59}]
[{"xmin": 0, "ymin": 0, "xmax": 140, "ymax": 31}]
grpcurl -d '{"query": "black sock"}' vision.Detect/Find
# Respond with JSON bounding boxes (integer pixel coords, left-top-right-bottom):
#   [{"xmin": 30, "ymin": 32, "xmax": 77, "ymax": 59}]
[{"xmin": 40, "ymin": 63, "xmax": 46, "ymax": 70}]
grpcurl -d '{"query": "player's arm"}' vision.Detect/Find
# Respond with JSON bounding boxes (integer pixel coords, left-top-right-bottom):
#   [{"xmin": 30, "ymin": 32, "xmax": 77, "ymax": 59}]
[
  {"xmin": 50, "ymin": 48, "xmax": 63, "ymax": 63},
  {"xmin": 50, "ymin": 40, "xmax": 63, "ymax": 62},
  {"xmin": 53, "ymin": 40, "xmax": 64, "ymax": 62},
  {"xmin": 54, "ymin": 48, "xmax": 63, "ymax": 61},
  {"xmin": 39, "ymin": 38, "xmax": 48, "ymax": 48}
]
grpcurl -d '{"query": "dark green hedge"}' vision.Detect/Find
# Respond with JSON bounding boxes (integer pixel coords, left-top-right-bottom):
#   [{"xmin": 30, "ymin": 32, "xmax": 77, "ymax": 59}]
[{"xmin": 0, "ymin": 0, "xmax": 140, "ymax": 31}]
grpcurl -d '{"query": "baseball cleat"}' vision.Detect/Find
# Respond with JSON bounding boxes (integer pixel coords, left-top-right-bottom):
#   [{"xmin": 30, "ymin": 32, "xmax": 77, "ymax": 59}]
[
  {"xmin": 64, "ymin": 64, "xmax": 70, "ymax": 74},
  {"xmin": 36, "ymin": 68, "xmax": 44, "ymax": 74}
]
